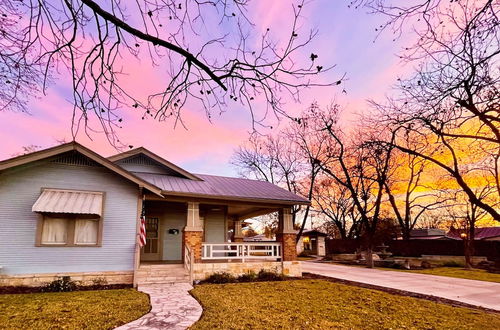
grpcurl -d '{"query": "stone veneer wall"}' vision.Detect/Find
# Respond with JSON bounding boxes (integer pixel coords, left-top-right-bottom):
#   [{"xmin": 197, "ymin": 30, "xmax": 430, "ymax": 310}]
[
  {"xmin": 192, "ymin": 261, "xmax": 301, "ymax": 280},
  {"xmin": 0, "ymin": 270, "xmax": 133, "ymax": 287}
]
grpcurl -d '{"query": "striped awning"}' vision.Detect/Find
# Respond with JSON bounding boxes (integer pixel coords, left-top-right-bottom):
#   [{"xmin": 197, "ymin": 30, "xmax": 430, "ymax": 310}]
[{"xmin": 32, "ymin": 189, "xmax": 103, "ymax": 216}]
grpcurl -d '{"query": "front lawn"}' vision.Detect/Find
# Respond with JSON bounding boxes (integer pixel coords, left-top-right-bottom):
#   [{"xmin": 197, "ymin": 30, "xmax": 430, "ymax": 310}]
[
  {"xmin": 190, "ymin": 280, "xmax": 500, "ymax": 329},
  {"xmin": 0, "ymin": 289, "xmax": 149, "ymax": 329}
]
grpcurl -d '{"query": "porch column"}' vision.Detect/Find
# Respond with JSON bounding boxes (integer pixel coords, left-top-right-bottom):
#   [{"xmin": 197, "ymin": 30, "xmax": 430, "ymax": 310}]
[
  {"xmin": 183, "ymin": 202, "xmax": 203, "ymax": 262},
  {"xmin": 276, "ymin": 207, "xmax": 296, "ymax": 261},
  {"xmin": 233, "ymin": 217, "xmax": 244, "ymax": 242}
]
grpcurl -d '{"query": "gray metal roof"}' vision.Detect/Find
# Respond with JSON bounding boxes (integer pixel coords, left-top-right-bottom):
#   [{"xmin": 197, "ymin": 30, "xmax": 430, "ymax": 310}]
[
  {"xmin": 133, "ymin": 172, "xmax": 309, "ymax": 204},
  {"xmin": 32, "ymin": 189, "xmax": 104, "ymax": 216}
]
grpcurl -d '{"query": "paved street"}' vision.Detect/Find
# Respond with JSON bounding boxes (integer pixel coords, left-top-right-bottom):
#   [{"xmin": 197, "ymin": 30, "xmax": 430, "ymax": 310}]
[{"xmin": 303, "ymin": 261, "xmax": 500, "ymax": 311}]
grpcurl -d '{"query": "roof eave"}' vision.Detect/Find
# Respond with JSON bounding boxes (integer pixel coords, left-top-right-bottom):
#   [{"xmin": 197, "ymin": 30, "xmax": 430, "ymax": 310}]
[{"xmin": 161, "ymin": 190, "xmax": 311, "ymax": 205}]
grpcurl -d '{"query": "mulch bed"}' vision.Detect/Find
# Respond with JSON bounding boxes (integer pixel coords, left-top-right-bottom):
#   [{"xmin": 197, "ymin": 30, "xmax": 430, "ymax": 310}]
[
  {"xmin": 0, "ymin": 284, "xmax": 132, "ymax": 295},
  {"xmin": 302, "ymin": 272, "xmax": 499, "ymax": 314}
]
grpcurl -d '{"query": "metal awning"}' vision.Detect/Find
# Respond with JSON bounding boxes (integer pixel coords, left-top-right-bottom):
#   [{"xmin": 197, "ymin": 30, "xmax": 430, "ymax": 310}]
[{"xmin": 32, "ymin": 189, "xmax": 104, "ymax": 216}]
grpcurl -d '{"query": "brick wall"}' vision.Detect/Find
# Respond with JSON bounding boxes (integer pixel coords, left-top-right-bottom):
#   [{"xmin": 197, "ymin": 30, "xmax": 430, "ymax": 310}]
[
  {"xmin": 183, "ymin": 230, "xmax": 203, "ymax": 262},
  {"xmin": 277, "ymin": 233, "xmax": 297, "ymax": 261}
]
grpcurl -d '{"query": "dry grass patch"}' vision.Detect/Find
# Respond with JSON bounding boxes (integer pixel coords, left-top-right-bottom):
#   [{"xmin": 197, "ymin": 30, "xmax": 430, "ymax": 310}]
[
  {"xmin": 395, "ymin": 267, "xmax": 500, "ymax": 283},
  {"xmin": 191, "ymin": 279, "xmax": 500, "ymax": 329},
  {"xmin": 0, "ymin": 289, "xmax": 149, "ymax": 330}
]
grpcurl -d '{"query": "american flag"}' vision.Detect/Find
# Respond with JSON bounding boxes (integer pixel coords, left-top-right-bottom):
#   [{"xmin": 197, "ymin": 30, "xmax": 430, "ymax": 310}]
[{"xmin": 139, "ymin": 200, "xmax": 147, "ymax": 247}]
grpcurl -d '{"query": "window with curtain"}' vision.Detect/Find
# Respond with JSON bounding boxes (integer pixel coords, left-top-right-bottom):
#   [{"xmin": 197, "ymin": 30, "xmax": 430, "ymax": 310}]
[
  {"xmin": 75, "ymin": 219, "xmax": 99, "ymax": 245},
  {"xmin": 41, "ymin": 218, "xmax": 68, "ymax": 244},
  {"xmin": 39, "ymin": 216, "xmax": 101, "ymax": 246}
]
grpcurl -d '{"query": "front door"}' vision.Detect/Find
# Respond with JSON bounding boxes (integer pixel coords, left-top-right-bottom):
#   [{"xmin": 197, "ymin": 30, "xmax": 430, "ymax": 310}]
[{"xmin": 140, "ymin": 217, "xmax": 161, "ymax": 261}]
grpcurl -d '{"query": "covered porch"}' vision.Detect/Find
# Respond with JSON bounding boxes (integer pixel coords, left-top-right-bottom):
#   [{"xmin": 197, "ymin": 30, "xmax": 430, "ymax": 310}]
[{"xmin": 136, "ymin": 196, "xmax": 300, "ymax": 283}]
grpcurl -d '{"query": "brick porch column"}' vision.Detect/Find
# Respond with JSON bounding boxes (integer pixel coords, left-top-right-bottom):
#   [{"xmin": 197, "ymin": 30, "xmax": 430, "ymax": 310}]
[
  {"xmin": 233, "ymin": 217, "xmax": 244, "ymax": 242},
  {"xmin": 276, "ymin": 207, "xmax": 296, "ymax": 261},
  {"xmin": 183, "ymin": 202, "xmax": 203, "ymax": 263}
]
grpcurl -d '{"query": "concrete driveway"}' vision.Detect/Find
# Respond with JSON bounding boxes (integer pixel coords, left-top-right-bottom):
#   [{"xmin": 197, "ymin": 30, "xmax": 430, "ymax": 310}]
[{"xmin": 302, "ymin": 261, "xmax": 500, "ymax": 311}]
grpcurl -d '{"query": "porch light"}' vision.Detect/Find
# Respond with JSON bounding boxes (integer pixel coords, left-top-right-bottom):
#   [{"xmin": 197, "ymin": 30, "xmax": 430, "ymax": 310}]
[
  {"xmin": 460, "ymin": 232, "xmax": 467, "ymax": 239},
  {"xmin": 303, "ymin": 236, "xmax": 310, "ymax": 243}
]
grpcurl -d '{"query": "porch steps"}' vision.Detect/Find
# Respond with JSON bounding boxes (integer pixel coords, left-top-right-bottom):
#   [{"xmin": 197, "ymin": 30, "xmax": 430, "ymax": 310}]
[{"xmin": 136, "ymin": 264, "xmax": 191, "ymax": 285}]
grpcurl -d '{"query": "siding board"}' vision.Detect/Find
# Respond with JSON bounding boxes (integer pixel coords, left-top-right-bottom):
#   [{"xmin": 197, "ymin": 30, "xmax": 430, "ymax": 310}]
[{"xmin": 0, "ymin": 161, "xmax": 139, "ymax": 275}]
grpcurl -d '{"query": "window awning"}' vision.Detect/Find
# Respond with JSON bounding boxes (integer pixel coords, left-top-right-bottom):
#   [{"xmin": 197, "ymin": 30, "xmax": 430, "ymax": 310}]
[{"xmin": 32, "ymin": 189, "xmax": 104, "ymax": 216}]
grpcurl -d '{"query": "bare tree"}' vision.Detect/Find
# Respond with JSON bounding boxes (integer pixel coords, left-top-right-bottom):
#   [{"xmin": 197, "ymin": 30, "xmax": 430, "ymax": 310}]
[
  {"xmin": 1, "ymin": 0, "xmax": 337, "ymax": 145},
  {"xmin": 383, "ymin": 133, "xmax": 449, "ymax": 240},
  {"xmin": 232, "ymin": 103, "xmax": 329, "ymax": 242},
  {"xmin": 312, "ymin": 177, "xmax": 361, "ymax": 239},
  {"xmin": 444, "ymin": 184, "xmax": 497, "ymax": 268},
  {"xmin": 313, "ymin": 104, "xmax": 395, "ymax": 268},
  {"xmin": 370, "ymin": 0, "xmax": 500, "ymax": 220}
]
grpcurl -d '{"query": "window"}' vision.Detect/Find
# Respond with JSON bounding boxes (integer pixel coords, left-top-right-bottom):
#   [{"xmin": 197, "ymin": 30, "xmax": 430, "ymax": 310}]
[
  {"xmin": 37, "ymin": 215, "xmax": 102, "ymax": 247},
  {"xmin": 41, "ymin": 218, "xmax": 68, "ymax": 244}
]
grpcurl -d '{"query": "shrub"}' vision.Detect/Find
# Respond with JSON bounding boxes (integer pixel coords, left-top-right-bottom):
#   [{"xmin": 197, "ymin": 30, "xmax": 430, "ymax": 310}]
[
  {"xmin": 43, "ymin": 276, "xmax": 77, "ymax": 292},
  {"xmin": 204, "ymin": 272, "xmax": 236, "ymax": 284},
  {"xmin": 257, "ymin": 269, "xmax": 284, "ymax": 282},
  {"xmin": 237, "ymin": 271, "xmax": 257, "ymax": 282}
]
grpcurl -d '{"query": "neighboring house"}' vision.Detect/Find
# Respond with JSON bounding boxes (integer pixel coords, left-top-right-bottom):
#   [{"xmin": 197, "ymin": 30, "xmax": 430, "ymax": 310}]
[
  {"xmin": 297, "ymin": 230, "xmax": 327, "ymax": 256},
  {"xmin": 409, "ymin": 228, "xmax": 448, "ymax": 240},
  {"xmin": 0, "ymin": 142, "xmax": 308, "ymax": 287},
  {"xmin": 447, "ymin": 227, "xmax": 500, "ymax": 241}
]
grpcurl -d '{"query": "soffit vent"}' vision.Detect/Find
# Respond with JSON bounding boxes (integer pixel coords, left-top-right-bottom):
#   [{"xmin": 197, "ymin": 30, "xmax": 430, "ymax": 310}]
[{"xmin": 51, "ymin": 151, "xmax": 102, "ymax": 167}]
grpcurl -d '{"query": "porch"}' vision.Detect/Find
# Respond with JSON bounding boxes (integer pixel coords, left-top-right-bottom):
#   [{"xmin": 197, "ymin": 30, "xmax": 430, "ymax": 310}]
[{"xmin": 135, "ymin": 198, "xmax": 300, "ymax": 284}]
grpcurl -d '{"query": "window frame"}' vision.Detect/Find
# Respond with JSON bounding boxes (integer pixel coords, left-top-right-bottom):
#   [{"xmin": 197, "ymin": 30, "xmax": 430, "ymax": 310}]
[{"xmin": 36, "ymin": 213, "xmax": 104, "ymax": 247}]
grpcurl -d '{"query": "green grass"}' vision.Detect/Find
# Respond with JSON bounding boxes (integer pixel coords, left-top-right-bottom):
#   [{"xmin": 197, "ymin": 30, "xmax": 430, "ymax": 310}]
[
  {"xmin": 387, "ymin": 267, "xmax": 500, "ymax": 283},
  {"xmin": 0, "ymin": 289, "xmax": 150, "ymax": 330},
  {"xmin": 191, "ymin": 280, "xmax": 500, "ymax": 329}
]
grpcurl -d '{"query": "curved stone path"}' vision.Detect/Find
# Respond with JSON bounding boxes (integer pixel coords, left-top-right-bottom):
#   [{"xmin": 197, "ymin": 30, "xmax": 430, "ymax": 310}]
[{"xmin": 116, "ymin": 283, "xmax": 203, "ymax": 330}]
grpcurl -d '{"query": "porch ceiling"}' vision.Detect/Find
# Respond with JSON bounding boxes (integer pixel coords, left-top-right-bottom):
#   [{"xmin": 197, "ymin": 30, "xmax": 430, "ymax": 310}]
[{"xmin": 227, "ymin": 205, "xmax": 278, "ymax": 221}]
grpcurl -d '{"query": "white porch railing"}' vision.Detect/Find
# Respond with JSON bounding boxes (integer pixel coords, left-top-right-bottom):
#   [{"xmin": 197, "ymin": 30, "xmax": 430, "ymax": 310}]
[{"xmin": 201, "ymin": 242, "xmax": 281, "ymax": 262}]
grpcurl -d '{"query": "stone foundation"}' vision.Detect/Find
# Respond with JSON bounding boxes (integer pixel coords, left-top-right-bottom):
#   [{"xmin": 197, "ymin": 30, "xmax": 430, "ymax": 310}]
[
  {"xmin": 0, "ymin": 270, "xmax": 133, "ymax": 287},
  {"xmin": 192, "ymin": 261, "xmax": 302, "ymax": 280}
]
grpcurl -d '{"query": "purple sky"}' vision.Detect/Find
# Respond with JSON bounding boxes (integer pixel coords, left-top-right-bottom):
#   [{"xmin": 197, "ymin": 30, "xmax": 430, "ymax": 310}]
[{"xmin": 0, "ymin": 1, "xmax": 412, "ymax": 177}]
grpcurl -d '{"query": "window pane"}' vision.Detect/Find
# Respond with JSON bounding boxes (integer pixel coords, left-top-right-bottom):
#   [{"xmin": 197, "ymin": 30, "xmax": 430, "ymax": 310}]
[
  {"xmin": 75, "ymin": 219, "xmax": 98, "ymax": 245},
  {"xmin": 41, "ymin": 218, "xmax": 68, "ymax": 244}
]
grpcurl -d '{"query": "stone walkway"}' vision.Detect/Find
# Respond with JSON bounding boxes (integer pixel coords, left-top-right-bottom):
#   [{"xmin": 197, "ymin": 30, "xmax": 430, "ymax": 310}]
[
  {"xmin": 303, "ymin": 261, "xmax": 500, "ymax": 311},
  {"xmin": 116, "ymin": 283, "xmax": 203, "ymax": 330}
]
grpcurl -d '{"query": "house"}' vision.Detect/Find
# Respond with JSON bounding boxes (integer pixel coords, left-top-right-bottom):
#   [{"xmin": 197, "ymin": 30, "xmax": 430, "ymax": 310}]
[
  {"xmin": 408, "ymin": 228, "xmax": 448, "ymax": 240},
  {"xmin": 447, "ymin": 227, "xmax": 500, "ymax": 241},
  {"xmin": 297, "ymin": 230, "xmax": 327, "ymax": 256},
  {"xmin": 0, "ymin": 142, "xmax": 308, "ymax": 287}
]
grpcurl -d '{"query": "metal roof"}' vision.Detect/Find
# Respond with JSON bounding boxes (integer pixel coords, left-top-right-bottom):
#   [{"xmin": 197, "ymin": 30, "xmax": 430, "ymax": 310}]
[
  {"xmin": 133, "ymin": 172, "xmax": 310, "ymax": 204},
  {"xmin": 32, "ymin": 189, "xmax": 104, "ymax": 216}
]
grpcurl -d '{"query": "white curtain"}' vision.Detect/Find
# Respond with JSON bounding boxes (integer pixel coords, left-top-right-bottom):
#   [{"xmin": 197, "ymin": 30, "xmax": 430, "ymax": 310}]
[
  {"xmin": 41, "ymin": 218, "xmax": 68, "ymax": 244},
  {"xmin": 75, "ymin": 219, "xmax": 98, "ymax": 245}
]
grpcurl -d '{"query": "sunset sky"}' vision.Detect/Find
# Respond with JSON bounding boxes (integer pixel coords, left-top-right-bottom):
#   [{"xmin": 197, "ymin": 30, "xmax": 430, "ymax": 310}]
[{"xmin": 0, "ymin": 1, "xmax": 412, "ymax": 177}]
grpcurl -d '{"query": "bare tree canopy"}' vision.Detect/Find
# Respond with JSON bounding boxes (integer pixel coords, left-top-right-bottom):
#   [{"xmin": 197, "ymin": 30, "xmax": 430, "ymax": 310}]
[
  {"xmin": 368, "ymin": 0, "xmax": 500, "ymax": 220},
  {"xmin": 0, "ymin": 0, "xmax": 336, "ymax": 145}
]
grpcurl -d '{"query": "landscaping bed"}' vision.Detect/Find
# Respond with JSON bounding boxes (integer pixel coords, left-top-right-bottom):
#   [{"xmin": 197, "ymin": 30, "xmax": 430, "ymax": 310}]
[
  {"xmin": 0, "ymin": 289, "xmax": 150, "ymax": 329},
  {"xmin": 190, "ymin": 279, "xmax": 500, "ymax": 329}
]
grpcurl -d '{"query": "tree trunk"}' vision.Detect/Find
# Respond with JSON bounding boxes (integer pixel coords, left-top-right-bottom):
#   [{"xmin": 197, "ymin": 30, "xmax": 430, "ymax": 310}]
[
  {"xmin": 465, "ymin": 225, "xmax": 475, "ymax": 269},
  {"xmin": 365, "ymin": 245, "xmax": 374, "ymax": 268},
  {"xmin": 402, "ymin": 228, "xmax": 411, "ymax": 241}
]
